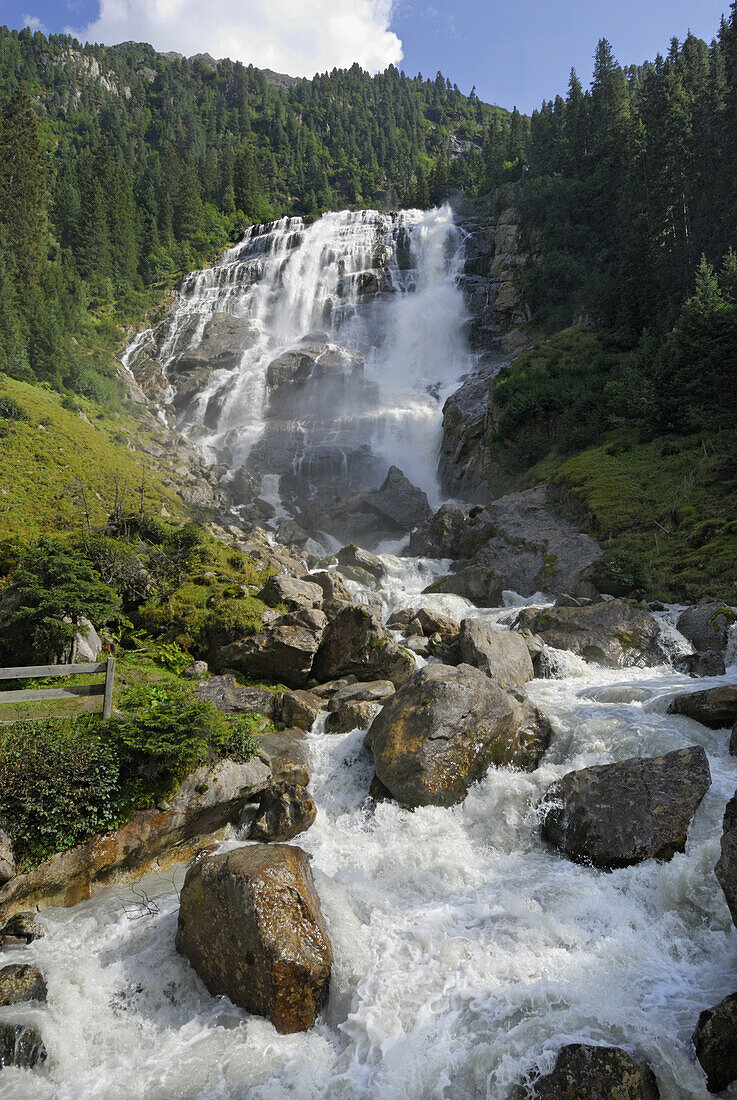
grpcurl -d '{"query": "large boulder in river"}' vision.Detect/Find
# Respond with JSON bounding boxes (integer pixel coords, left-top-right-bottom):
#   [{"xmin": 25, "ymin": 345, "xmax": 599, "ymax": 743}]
[
  {"xmin": 458, "ymin": 621, "xmax": 534, "ymax": 690},
  {"xmin": 677, "ymin": 598, "xmax": 736, "ymax": 653},
  {"xmin": 0, "ymin": 964, "xmax": 47, "ymax": 1006},
  {"xmin": 0, "ymin": 1023, "xmax": 46, "ymax": 1070},
  {"xmin": 176, "ymin": 844, "xmax": 333, "ymax": 1033},
  {"xmin": 716, "ymin": 791, "xmax": 737, "ymax": 928},
  {"xmin": 257, "ymin": 574, "xmax": 324, "ymax": 612},
  {"xmin": 692, "ymin": 992, "xmax": 737, "ymax": 1094},
  {"xmin": 367, "ymin": 663, "xmax": 551, "ymax": 808},
  {"xmin": 212, "ymin": 609, "xmax": 327, "ymax": 688},
  {"xmin": 423, "ymin": 564, "xmax": 505, "ymax": 607},
  {"xmin": 327, "ymin": 467, "xmax": 432, "ymax": 545},
  {"xmin": 247, "ymin": 783, "xmax": 316, "ymax": 842},
  {"xmin": 667, "ymin": 685, "xmax": 737, "ymax": 729},
  {"xmin": 312, "ymin": 605, "xmax": 415, "ymax": 687},
  {"xmin": 517, "ymin": 600, "xmax": 665, "ymax": 668},
  {"xmin": 336, "ymin": 544, "xmax": 386, "ymax": 586},
  {"xmin": 540, "ymin": 746, "xmax": 711, "ymax": 869},
  {"xmin": 526, "ymin": 1044, "xmax": 659, "ymax": 1099}
]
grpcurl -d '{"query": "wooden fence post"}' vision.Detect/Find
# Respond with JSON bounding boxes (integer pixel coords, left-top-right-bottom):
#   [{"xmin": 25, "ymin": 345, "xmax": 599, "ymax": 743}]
[{"xmin": 103, "ymin": 656, "xmax": 115, "ymax": 720}]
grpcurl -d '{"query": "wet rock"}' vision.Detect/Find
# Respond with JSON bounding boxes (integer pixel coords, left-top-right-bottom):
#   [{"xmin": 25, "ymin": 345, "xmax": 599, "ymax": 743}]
[
  {"xmin": 328, "ymin": 467, "xmax": 431, "ymax": 545},
  {"xmin": 409, "ymin": 501, "xmax": 470, "ymax": 558},
  {"xmin": 387, "ymin": 608, "xmax": 418, "ymax": 630},
  {"xmin": 673, "ymin": 652, "xmax": 727, "ymax": 678},
  {"xmin": 667, "ymin": 685, "xmax": 737, "ymax": 729},
  {"xmin": 0, "ymin": 912, "xmax": 44, "ymax": 943},
  {"xmin": 458, "ymin": 621, "xmax": 534, "ymax": 690},
  {"xmin": 325, "ymin": 700, "xmax": 382, "ymax": 735},
  {"xmin": 0, "ymin": 964, "xmax": 47, "ymax": 1005},
  {"xmin": 692, "ymin": 992, "xmax": 737, "ymax": 1094},
  {"xmin": 257, "ymin": 574, "xmax": 324, "ymax": 612},
  {"xmin": 368, "ymin": 663, "xmax": 551, "ymax": 808},
  {"xmin": 257, "ymin": 730, "xmax": 310, "ymax": 788},
  {"xmin": 540, "ymin": 746, "xmax": 711, "ymax": 869},
  {"xmin": 212, "ymin": 609, "xmax": 327, "ymax": 689},
  {"xmin": 248, "ymin": 783, "xmax": 317, "ymax": 842},
  {"xmin": 175, "ymin": 313, "xmax": 259, "ymax": 378},
  {"xmin": 405, "ymin": 636, "xmax": 430, "ymax": 656},
  {"xmin": 414, "ymin": 608, "xmax": 460, "ymax": 639},
  {"xmin": 0, "ymin": 1023, "xmax": 46, "ymax": 1069},
  {"xmin": 176, "ymin": 844, "xmax": 333, "ymax": 1033},
  {"xmin": 195, "ymin": 676, "xmax": 278, "ymax": 719},
  {"xmin": 310, "ymin": 676, "xmax": 358, "ymax": 699},
  {"xmin": 716, "ymin": 791, "xmax": 737, "ymax": 928},
  {"xmin": 336, "ymin": 544, "xmax": 386, "ymax": 585},
  {"xmin": 423, "ymin": 564, "xmax": 505, "ymax": 608},
  {"xmin": 308, "ymin": 570, "xmax": 352, "ymax": 603},
  {"xmin": 0, "ymin": 830, "xmax": 15, "ymax": 886},
  {"xmin": 183, "ymin": 660, "xmax": 209, "ymax": 678},
  {"xmin": 312, "ymin": 605, "xmax": 415, "ymax": 688},
  {"xmin": 279, "ymin": 689, "xmax": 324, "ymax": 731},
  {"xmin": 677, "ymin": 599, "xmax": 736, "ymax": 653},
  {"xmin": 526, "ymin": 1044, "xmax": 659, "ymax": 1099},
  {"xmin": 517, "ymin": 600, "xmax": 665, "ymax": 668}
]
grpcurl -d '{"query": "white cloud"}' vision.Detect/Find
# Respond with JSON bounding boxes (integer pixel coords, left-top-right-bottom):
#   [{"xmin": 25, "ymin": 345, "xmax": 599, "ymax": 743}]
[
  {"xmin": 24, "ymin": 14, "xmax": 49, "ymax": 33},
  {"xmin": 74, "ymin": 0, "xmax": 403, "ymax": 76}
]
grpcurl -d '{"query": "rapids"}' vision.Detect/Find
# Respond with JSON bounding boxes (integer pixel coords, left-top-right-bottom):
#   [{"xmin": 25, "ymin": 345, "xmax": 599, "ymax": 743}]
[{"xmin": 3, "ymin": 209, "xmax": 735, "ymax": 1098}]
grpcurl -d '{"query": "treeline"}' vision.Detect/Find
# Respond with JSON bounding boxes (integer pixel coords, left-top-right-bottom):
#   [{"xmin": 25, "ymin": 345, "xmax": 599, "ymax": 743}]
[{"xmin": 0, "ymin": 26, "xmax": 508, "ymax": 394}]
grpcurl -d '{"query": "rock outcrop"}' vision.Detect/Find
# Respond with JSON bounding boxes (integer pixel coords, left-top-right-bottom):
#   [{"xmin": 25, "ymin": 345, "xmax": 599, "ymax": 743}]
[
  {"xmin": 668, "ymin": 686, "xmax": 737, "ymax": 729},
  {"xmin": 312, "ymin": 605, "xmax": 415, "ymax": 687},
  {"xmin": 367, "ymin": 663, "xmax": 551, "ymax": 808},
  {"xmin": 540, "ymin": 747, "xmax": 711, "ymax": 868},
  {"xmin": 716, "ymin": 791, "xmax": 737, "ymax": 928},
  {"xmin": 517, "ymin": 600, "xmax": 665, "ymax": 669},
  {"xmin": 176, "ymin": 844, "xmax": 333, "ymax": 1033},
  {"xmin": 692, "ymin": 992, "xmax": 737, "ymax": 1094},
  {"xmin": 457, "ymin": 621, "xmax": 534, "ymax": 690},
  {"xmin": 525, "ymin": 1044, "xmax": 659, "ymax": 1100}
]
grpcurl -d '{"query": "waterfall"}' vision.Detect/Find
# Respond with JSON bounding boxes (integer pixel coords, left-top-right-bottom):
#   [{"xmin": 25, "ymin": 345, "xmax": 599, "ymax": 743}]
[{"xmin": 124, "ymin": 206, "xmax": 471, "ymax": 517}]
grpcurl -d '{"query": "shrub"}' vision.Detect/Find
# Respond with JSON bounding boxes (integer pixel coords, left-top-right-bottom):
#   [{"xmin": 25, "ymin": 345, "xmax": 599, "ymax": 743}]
[
  {"xmin": 217, "ymin": 713, "xmax": 267, "ymax": 763},
  {"xmin": 593, "ymin": 550, "xmax": 651, "ymax": 597},
  {"xmin": 0, "ymin": 718, "xmax": 122, "ymax": 867}
]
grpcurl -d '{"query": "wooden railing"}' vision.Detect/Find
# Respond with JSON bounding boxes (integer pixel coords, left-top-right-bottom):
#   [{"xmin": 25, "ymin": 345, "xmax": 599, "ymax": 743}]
[{"xmin": 0, "ymin": 657, "xmax": 116, "ymax": 719}]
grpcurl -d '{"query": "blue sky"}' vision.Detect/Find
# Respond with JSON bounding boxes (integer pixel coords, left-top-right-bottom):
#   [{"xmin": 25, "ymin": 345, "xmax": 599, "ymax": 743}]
[{"xmin": 0, "ymin": 0, "xmax": 730, "ymax": 112}]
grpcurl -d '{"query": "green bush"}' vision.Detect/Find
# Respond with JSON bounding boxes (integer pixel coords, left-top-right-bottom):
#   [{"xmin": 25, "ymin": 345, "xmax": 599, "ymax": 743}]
[
  {"xmin": 218, "ymin": 713, "xmax": 268, "ymax": 763},
  {"xmin": 593, "ymin": 550, "xmax": 651, "ymax": 597},
  {"xmin": 0, "ymin": 718, "xmax": 122, "ymax": 867}
]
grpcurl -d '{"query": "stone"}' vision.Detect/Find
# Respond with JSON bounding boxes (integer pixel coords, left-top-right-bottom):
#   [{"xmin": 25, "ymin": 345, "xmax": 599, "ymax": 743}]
[
  {"xmin": 732, "ymin": 721, "xmax": 737, "ymax": 757},
  {"xmin": 184, "ymin": 660, "xmax": 209, "ymax": 678},
  {"xmin": 325, "ymin": 700, "xmax": 382, "ymax": 735},
  {"xmin": 540, "ymin": 746, "xmax": 711, "ymax": 869},
  {"xmin": 673, "ymin": 652, "xmax": 727, "ymax": 678},
  {"xmin": 279, "ymin": 689, "xmax": 324, "ymax": 731},
  {"xmin": 0, "ymin": 1023, "xmax": 47, "ymax": 1070},
  {"xmin": 212, "ymin": 609, "xmax": 327, "ymax": 689},
  {"xmin": 328, "ymin": 680, "xmax": 395, "ymax": 707},
  {"xmin": 176, "ymin": 844, "xmax": 333, "ymax": 1033},
  {"xmin": 257, "ymin": 574, "xmax": 324, "ymax": 612},
  {"xmin": 414, "ymin": 608, "xmax": 460, "ymax": 639},
  {"xmin": 692, "ymin": 992, "xmax": 737, "ymax": 1094},
  {"xmin": 336, "ymin": 544, "xmax": 386, "ymax": 584},
  {"xmin": 0, "ymin": 829, "xmax": 15, "ymax": 886},
  {"xmin": 0, "ymin": 964, "xmax": 47, "ymax": 1005},
  {"xmin": 716, "ymin": 791, "xmax": 737, "ymax": 928},
  {"xmin": 312, "ymin": 605, "xmax": 415, "ymax": 688},
  {"xmin": 526, "ymin": 1044, "xmax": 659, "ymax": 1099},
  {"xmin": 257, "ymin": 731, "xmax": 310, "ymax": 788},
  {"xmin": 517, "ymin": 600, "xmax": 665, "ymax": 668},
  {"xmin": 677, "ymin": 599, "xmax": 736, "ymax": 653},
  {"xmin": 195, "ymin": 676, "xmax": 279, "ymax": 719},
  {"xmin": 248, "ymin": 783, "xmax": 317, "ymax": 842},
  {"xmin": 308, "ymin": 570, "xmax": 352, "ymax": 603},
  {"xmin": 458, "ymin": 621, "xmax": 534, "ymax": 690},
  {"xmin": 0, "ymin": 912, "xmax": 45, "ymax": 943},
  {"xmin": 667, "ymin": 685, "xmax": 737, "ymax": 729},
  {"xmin": 72, "ymin": 616, "xmax": 102, "ymax": 662},
  {"xmin": 368, "ymin": 663, "xmax": 551, "ymax": 808},
  {"xmin": 310, "ymin": 676, "xmax": 358, "ymax": 699},
  {"xmin": 423, "ymin": 564, "xmax": 505, "ymax": 608}
]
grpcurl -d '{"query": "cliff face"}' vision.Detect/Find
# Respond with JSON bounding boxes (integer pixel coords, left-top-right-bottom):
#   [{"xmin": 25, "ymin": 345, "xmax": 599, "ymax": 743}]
[{"xmin": 441, "ymin": 186, "xmax": 530, "ymax": 502}]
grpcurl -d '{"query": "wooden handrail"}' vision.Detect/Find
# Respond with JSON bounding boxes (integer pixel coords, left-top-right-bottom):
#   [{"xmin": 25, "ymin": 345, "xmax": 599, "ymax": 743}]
[{"xmin": 0, "ymin": 657, "xmax": 116, "ymax": 718}]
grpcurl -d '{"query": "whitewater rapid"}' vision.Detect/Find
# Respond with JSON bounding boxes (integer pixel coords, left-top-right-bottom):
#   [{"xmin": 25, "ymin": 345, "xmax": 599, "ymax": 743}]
[{"xmin": 2, "ymin": 560, "xmax": 736, "ymax": 1099}]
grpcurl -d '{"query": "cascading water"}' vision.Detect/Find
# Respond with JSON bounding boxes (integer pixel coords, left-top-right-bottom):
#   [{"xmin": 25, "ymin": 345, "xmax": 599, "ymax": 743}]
[{"xmin": 5, "ymin": 211, "xmax": 736, "ymax": 1099}]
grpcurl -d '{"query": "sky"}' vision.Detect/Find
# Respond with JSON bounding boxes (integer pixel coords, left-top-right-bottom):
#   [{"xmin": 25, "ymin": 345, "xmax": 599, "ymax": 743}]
[{"xmin": 0, "ymin": 0, "xmax": 731, "ymax": 112}]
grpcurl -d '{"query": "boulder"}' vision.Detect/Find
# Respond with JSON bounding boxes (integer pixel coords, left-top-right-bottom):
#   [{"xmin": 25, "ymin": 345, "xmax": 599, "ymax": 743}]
[
  {"xmin": 716, "ymin": 791, "xmax": 737, "ymax": 928},
  {"xmin": 673, "ymin": 652, "xmax": 726, "ymax": 678},
  {"xmin": 458, "ymin": 621, "xmax": 534, "ymax": 690},
  {"xmin": 732, "ymin": 720, "xmax": 737, "ymax": 757},
  {"xmin": 329, "ymin": 467, "xmax": 431, "ymax": 543},
  {"xmin": 0, "ymin": 912, "xmax": 44, "ymax": 943},
  {"xmin": 517, "ymin": 600, "xmax": 665, "ymax": 668},
  {"xmin": 423, "ymin": 564, "xmax": 505, "ymax": 608},
  {"xmin": 212, "ymin": 609, "xmax": 327, "ymax": 689},
  {"xmin": 0, "ymin": 829, "xmax": 15, "ymax": 886},
  {"xmin": 328, "ymin": 680, "xmax": 395, "ymax": 707},
  {"xmin": 176, "ymin": 844, "xmax": 333, "ymax": 1033},
  {"xmin": 368, "ymin": 663, "xmax": 551, "ymax": 808},
  {"xmin": 692, "ymin": 992, "xmax": 737, "ymax": 1094},
  {"xmin": 526, "ymin": 1044, "xmax": 659, "ymax": 1099},
  {"xmin": 677, "ymin": 599, "xmax": 736, "ymax": 653},
  {"xmin": 308, "ymin": 570, "xmax": 352, "ymax": 603},
  {"xmin": 247, "ymin": 783, "xmax": 316, "ymax": 842},
  {"xmin": 279, "ymin": 689, "xmax": 324, "ymax": 731},
  {"xmin": 409, "ymin": 501, "xmax": 471, "ymax": 559},
  {"xmin": 325, "ymin": 700, "xmax": 382, "ymax": 735},
  {"xmin": 257, "ymin": 731, "xmax": 310, "ymax": 788},
  {"xmin": 312, "ymin": 605, "xmax": 415, "ymax": 688},
  {"xmin": 414, "ymin": 608, "xmax": 460, "ymax": 639},
  {"xmin": 667, "ymin": 685, "xmax": 737, "ymax": 729},
  {"xmin": 195, "ymin": 676, "xmax": 278, "ymax": 719},
  {"xmin": 0, "ymin": 964, "xmax": 47, "ymax": 1005},
  {"xmin": 540, "ymin": 746, "xmax": 711, "ymax": 869},
  {"xmin": 336, "ymin": 544, "xmax": 386, "ymax": 585},
  {"xmin": 183, "ymin": 660, "xmax": 209, "ymax": 679},
  {"xmin": 0, "ymin": 1023, "xmax": 46, "ymax": 1070},
  {"xmin": 257, "ymin": 574, "xmax": 324, "ymax": 612},
  {"xmin": 72, "ymin": 616, "xmax": 102, "ymax": 662}
]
